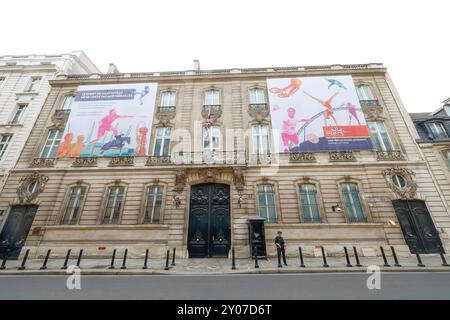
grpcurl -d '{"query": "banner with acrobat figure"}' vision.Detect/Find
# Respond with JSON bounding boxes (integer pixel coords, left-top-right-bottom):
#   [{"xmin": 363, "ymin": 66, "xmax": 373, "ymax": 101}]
[
  {"xmin": 56, "ymin": 83, "xmax": 157, "ymax": 158},
  {"xmin": 266, "ymin": 76, "xmax": 373, "ymax": 153}
]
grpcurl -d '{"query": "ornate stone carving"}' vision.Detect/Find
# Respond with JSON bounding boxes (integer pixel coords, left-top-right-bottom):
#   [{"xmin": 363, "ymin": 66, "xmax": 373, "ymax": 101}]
[
  {"xmin": 201, "ymin": 105, "xmax": 222, "ymax": 122},
  {"xmin": 30, "ymin": 158, "xmax": 55, "ymax": 168},
  {"xmin": 248, "ymin": 103, "xmax": 269, "ymax": 122},
  {"xmin": 363, "ymin": 106, "xmax": 385, "ymax": 121},
  {"xmin": 289, "ymin": 152, "xmax": 316, "ymax": 162},
  {"xmin": 381, "ymin": 167, "xmax": 418, "ymax": 200},
  {"xmin": 233, "ymin": 168, "xmax": 245, "ymax": 191},
  {"xmin": 51, "ymin": 109, "xmax": 70, "ymax": 127},
  {"xmin": 146, "ymin": 156, "xmax": 171, "ymax": 166},
  {"xmin": 376, "ymin": 150, "xmax": 404, "ymax": 161},
  {"xmin": 108, "ymin": 156, "xmax": 134, "ymax": 167},
  {"xmin": 72, "ymin": 157, "xmax": 97, "ymax": 167},
  {"xmin": 155, "ymin": 109, "xmax": 176, "ymax": 126},
  {"xmin": 173, "ymin": 170, "xmax": 186, "ymax": 193},
  {"xmin": 16, "ymin": 171, "xmax": 49, "ymax": 204},
  {"xmin": 329, "ymin": 151, "xmax": 355, "ymax": 161}
]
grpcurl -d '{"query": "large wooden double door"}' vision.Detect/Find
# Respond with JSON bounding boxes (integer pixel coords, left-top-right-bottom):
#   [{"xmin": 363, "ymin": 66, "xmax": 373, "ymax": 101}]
[
  {"xmin": 393, "ymin": 199, "xmax": 443, "ymax": 254},
  {"xmin": 188, "ymin": 183, "xmax": 231, "ymax": 258}
]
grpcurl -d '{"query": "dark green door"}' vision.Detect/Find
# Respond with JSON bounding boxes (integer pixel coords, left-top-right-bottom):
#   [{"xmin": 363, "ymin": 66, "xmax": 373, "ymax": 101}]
[
  {"xmin": 188, "ymin": 183, "xmax": 231, "ymax": 258},
  {"xmin": 0, "ymin": 205, "xmax": 38, "ymax": 259},
  {"xmin": 393, "ymin": 199, "xmax": 443, "ymax": 254}
]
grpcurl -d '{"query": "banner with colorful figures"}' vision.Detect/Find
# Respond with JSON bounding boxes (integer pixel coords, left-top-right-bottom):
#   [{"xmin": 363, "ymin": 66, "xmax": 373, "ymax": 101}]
[
  {"xmin": 56, "ymin": 83, "xmax": 157, "ymax": 158},
  {"xmin": 266, "ymin": 76, "xmax": 373, "ymax": 153}
]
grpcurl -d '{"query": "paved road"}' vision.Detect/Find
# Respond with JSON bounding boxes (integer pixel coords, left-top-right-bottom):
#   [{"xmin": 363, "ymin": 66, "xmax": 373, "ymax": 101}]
[{"xmin": 0, "ymin": 272, "xmax": 449, "ymax": 300}]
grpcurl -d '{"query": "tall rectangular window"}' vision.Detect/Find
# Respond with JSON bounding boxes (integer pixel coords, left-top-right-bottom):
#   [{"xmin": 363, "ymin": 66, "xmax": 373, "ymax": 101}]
[
  {"xmin": 0, "ymin": 134, "xmax": 12, "ymax": 159},
  {"xmin": 250, "ymin": 88, "xmax": 265, "ymax": 104},
  {"xmin": 61, "ymin": 95, "xmax": 74, "ymax": 110},
  {"xmin": 257, "ymin": 184, "xmax": 277, "ymax": 223},
  {"xmin": 203, "ymin": 126, "xmax": 220, "ymax": 151},
  {"xmin": 442, "ymin": 150, "xmax": 450, "ymax": 169},
  {"xmin": 11, "ymin": 104, "xmax": 27, "ymax": 124},
  {"xmin": 340, "ymin": 183, "xmax": 366, "ymax": 222},
  {"xmin": 356, "ymin": 84, "xmax": 374, "ymax": 101},
  {"xmin": 40, "ymin": 129, "xmax": 63, "ymax": 158},
  {"xmin": 154, "ymin": 127, "xmax": 171, "ymax": 156},
  {"xmin": 161, "ymin": 91, "xmax": 176, "ymax": 107},
  {"xmin": 143, "ymin": 186, "xmax": 163, "ymax": 223},
  {"xmin": 25, "ymin": 77, "xmax": 41, "ymax": 92},
  {"xmin": 429, "ymin": 122, "xmax": 448, "ymax": 139},
  {"xmin": 204, "ymin": 90, "xmax": 220, "ymax": 105},
  {"xmin": 252, "ymin": 124, "xmax": 270, "ymax": 154},
  {"xmin": 102, "ymin": 186, "xmax": 125, "ymax": 224},
  {"xmin": 61, "ymin": 186, "xmax": 86, "ymax": 224},
  {"xmin": 368, "ymin": 121, "xmax": 394, "ymax": 151},
  {"xmin": 299, "ymin": 184, "xmax": 321, "ymax": 222}
]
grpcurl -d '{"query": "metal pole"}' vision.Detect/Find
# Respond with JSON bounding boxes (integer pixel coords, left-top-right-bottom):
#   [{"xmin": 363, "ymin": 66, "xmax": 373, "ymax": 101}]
[
  {"xmin": 61, "ymin": 249, "xmax": 71, "ymax": 270},
  {"xmin": 344, "ymin": 246, "xmax": 352, "ymax": 267},
  {"xmin": 120, "ymin": 248, "xmax": 128, "ymax": 269},
  {"xmin": 380, "ymin": 246, "xmax": 390, "ymax": 267},
  {"xmin": 18, "ymin": 249, "xmax": 30, "ymax": 270},
  {"xmin": 390, "ymin": 246, "xmax": 401, "ymax": 267},
  {"xmin": 353, "ymin": 246, "xmax": 362, "ymax": 267},
  {"xmin": 413, "ymin": 246, "xmax": 425, "ymax": 267},
  {"xmin": 164, "ymin": 250, "xmax": 170, "ymax": 270},
  {"xmin": 143, "ymin": 248, "xmax": 149, "ymax": 269},
  {"xmin": 108, "ymin": 249, "xmax": 116, "ymax": 269},
  {"xmin": 171, "ymin": 248, "xmax": 176, "ymax": 266},
  {"xmin": 231, "ymin": 247, "xmax": 236, "ymax": 270},
  {"xmin": 40, "ymin": 249, "xmax": 51, "ymax": 270},
  {"xmin": 254, "ymin": 246, "xmax": 259, "ymax": 269},
  {"xmin": 321, "ymin": 246, "xmax": 329, "ymax": 267},
  {"xmin": 299, "ymin": 246, "xmax": 305, "ymax": 268},
  {"xmin": 0, "ymin": 253, "xmax": 7, "ymax": 270},
  {"xmin": 76, "ymin": 249, "xmax": 83, "ymax": 268},
  {"xmin": 437, "ymin": 245, "xmax": 449, "ymax": 267}
]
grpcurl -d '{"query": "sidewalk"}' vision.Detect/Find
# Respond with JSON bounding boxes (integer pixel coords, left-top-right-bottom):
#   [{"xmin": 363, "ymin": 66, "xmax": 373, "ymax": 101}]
[{"xmin": 1, "ymin": 253, "xmax": 450, "ymax": 275}]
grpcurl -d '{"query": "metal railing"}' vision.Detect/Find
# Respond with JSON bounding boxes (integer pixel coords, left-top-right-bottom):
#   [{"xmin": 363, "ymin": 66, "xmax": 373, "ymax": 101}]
[
  {"xmin": 202, "ymin": 105, "xmax": 221, "ymax": 113},
  {"xmin": 359, "ymin": 100, "xmax": 380, "ymax": 107},
  {"xmin": 158, "ymin": 106, "xmax": 176, "ymax": 113},
  {"xmin": 54, "ymin": 109, "xmax": 71, "ymax": 117},
  {"xmin": 249, "ymin": 103, "xmax": 268, "ymax": 112}
]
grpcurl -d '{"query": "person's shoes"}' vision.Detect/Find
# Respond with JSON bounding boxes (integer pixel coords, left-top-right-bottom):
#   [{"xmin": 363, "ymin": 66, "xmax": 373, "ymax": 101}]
[
  {"xmin": 278, "ymin": 264, "xmax": 283, "ymax": 268},
  {"xmin": 284, "ymin": 263, "xmax": 288, "ymax": 266}
]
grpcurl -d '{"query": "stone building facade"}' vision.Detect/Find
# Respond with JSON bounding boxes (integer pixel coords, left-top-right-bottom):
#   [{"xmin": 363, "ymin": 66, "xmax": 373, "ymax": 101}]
[
  {"xmin": 0, "ymin": 63, "xmax": 449, "ymax": 259},
  {"xmin": 0, "ymin": 52, "xmax": 100, "ymax": 191}
]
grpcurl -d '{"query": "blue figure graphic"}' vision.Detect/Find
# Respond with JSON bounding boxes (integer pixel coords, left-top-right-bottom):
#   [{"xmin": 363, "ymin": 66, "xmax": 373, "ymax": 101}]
[
  {"xmin": 325, "ymin": 78, "xmax": 347, "ymax": 90},
  {"xmin": 100, "ymin": 134, "xmax": 131, "ymax": 155}
]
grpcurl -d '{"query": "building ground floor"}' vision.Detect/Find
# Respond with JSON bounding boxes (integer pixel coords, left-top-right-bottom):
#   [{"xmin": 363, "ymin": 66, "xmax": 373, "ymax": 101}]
[{"xmin": 0, "ymin": 161, "xmax": 449, "ymax": 260}]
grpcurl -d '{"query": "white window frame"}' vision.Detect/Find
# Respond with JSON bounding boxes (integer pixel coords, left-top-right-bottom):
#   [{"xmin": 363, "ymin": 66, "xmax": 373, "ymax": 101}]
[
  {"xmin": 204, "ymin": 89, "xmax": 220, "ymax": 105},
  {"xmin": 10, "ymin": 104, "xmax": 28, "ymax": 124},
  {"xmin": 40, "ymin": 129, "xmax": 63, "ymax": 159},
  {"xmin": 356, "ymin": 84, "xmax": 375, "ymax": 101},
  {"xmin": 340, "ymin": 183, "xmax": 366, "ymax": 222},
  {"xmin": 153, "ymin": 127, "xmax": 172, "ymax": 156},
  {"xmin": 0, "ymin": 134, "xmax": 12, "ymax": 160},
  {"xmin": 160, "ymin": 91, "xmax": 176, "ymax": 107},
  {"xmin": 203, "ymin": 126, "xmax": 221, "ymax": 152},
  {"xmin": 429, "ymin": 122, "xmax": 448, "ymax": 139},
  {"xmin": 249, "ymin": 88, "xmax": 266, "ymax": 104},
  {"xmin": 26, "ymin": 77, "xmax": 41, "ymax": 92},
  {"xmin": 299, "ymin": 184, "xmax": 321, "ymax": 222},
  {"xmin": 442, "ymin": 150, "xmax": 450, "ymax": 169},
  {"xmin": 61, "ymin": 95, "xmax": 74, "ymax": 110},
  {"xmin": 102, "ymin": 186, "xmax": 125, "ymax": 224},
  {"xmin": 368, "ymin": 121, "xmax": 394, "ymax": 151},
  {"xmin": 257, "ymin": 184, "xmax": 277, "ymax": 223},
  {"xmin": 143, "ymin": 185, "xmax": 164, "ymax": 224},
  {"xmin": 61, "ymin": 186, "xmax": 87, "ymax": 224},
  {"xmin": 252, "ymin": 124, "xmax": 270, "ymax": 155}
]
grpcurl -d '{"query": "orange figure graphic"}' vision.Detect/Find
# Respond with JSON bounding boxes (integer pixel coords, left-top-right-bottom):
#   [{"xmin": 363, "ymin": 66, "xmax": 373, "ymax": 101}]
[
  {"xmin": 136, "ymin": 125, "xmax": 148, "ymax": 156},
  {"xmin": 68, "ymin": 135, "xmax": 85, "ymax": 157},
  {"xmin": 303, "ymin": 91, "xmax": 339, "ymax": 126},
  {"xmin": 269, "ymin": 78, "xmax": 302, "ymax": 98},
  {"xmin": 56, "ymin": 133, "xmax": 74, "ymax": 158}
]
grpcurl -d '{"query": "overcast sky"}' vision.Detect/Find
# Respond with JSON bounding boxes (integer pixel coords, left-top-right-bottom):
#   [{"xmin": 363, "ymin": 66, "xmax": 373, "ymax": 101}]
[{"xmin": 1, "ymin": 0, "xmax": 448, "ymax": 113}]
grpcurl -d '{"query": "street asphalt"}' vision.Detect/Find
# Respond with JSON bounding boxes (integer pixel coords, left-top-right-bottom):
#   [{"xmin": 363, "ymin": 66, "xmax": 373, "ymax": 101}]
[{"xmin": 0, "ymin": 272, "xmax": 449, "ymax": 300}]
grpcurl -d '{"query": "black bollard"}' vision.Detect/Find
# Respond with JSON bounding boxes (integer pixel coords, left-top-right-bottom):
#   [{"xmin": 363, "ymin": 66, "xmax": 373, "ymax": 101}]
[
  {"xmin": 380, "ymin": 246, "xmax": 390, "ymax": 267},
  {"xmin": 344, "ymin": 246, "xmax": 352, "ymax": 267},
  {"xmin": 164, "ymin": 250, "xmax": 170, "ymax": 270},
  {"xmin": 437, "ymin": 245, "xmax": 449, "ymax": 267},
  {"xmin": 231, "ymin": 247, "xmax": 236, "ymax": 270},
  {"xmin": 108, "ymin": 249, "xmax": 116, "ymax": 269},
  {"xmin": 18, "ymin": 249, "xmax": 30, "ymax": 270},
  {"xmin": 299, "ymin": 247, "xmax": 305, "ymax": 268},
  {"xmin": 76, "ymin": 249, "xmax": 83, "ymax": 268},
  {"xmin": 121, "ymin": 249, "xmax": 128, "ymax": 269},
  {"xmin": 143, "ymin": 248, "xmax": 149, "ymax": 269},
  {"xmin": 0, "ymin": 254, "xmax": 7, "ymax": 270},
  {"xmin": 61, "ymin": 249, "xmax": 71, "ymax": 269},
  {"xmin": 171, "ymin": 248, "xmax": 176, "ymax": 266},
  {"xmin": 40, "ymin": 249, "xmax": 51, "ymax": 270},
  {"xmin": 390, "ymin": 246, "xmax": 401, "ymax": 267},
  {"xmin": 321, "ymin": 246, "xmax": 329, "ymax": 267},
  {"xmin": 413, "ymin": 246, "xmax": 425, "ymax": 267},
  {"xmin": 353, "ymin": 246, "xmax": 362, "ymax": 267},
  {"xmin": 254, "ymin": 246, "xmax": 259, "ymax": 269}
]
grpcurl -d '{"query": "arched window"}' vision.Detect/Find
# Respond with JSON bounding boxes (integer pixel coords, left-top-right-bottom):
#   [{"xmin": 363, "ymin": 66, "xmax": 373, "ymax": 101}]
[
  {"xmin": 340, "ymin": 183, "xmax": 366, "ymax": 222},
  {"xmin": 40, "ymin": 129, "xmax": 63, "ymax": 158},
  {"xmin": 356, "ymin": 84, "xmax": 375, "ymax": 101},
  {"xmin": 204, "ymin": 89, "xmax": 220, "ymax": 106},
  {"xmin": 160, "ymin": 91, "xmax": 176, "ymax": 112},
  {"xmin": 299, "ymin": 184, "xmax": 321, "ymax": 222},
  {"xmin": 154, "ymin": 127, "xmax": 172, "ymax": 156},
  {"xmin": 252, "ymin": 124, "xmax": 270, "ymax": 155},
  {"xmin": 249, "ymin": 88, "xmax": 265, "ymax": 104},
  {"xmin": 102, "ymin": 186, "xmax": 125, "ymax": 224},
  {"xmin": 257, "ymin": 184, "xmax": 277, "ymax": 223},
  {"xmin": 61, "ymin": 186, "xmax": 87, "ymax": 224},
  {"xmin": 143, "ymin": 185, "xmax": 164, "ymax": 224}
]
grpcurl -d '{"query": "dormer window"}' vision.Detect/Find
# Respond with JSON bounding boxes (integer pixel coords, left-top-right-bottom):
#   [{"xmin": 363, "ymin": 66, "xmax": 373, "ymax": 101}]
[
  {"xmin": 444, "ymin": 105, "xmax": 450, "ymax": 116},
  {"xmin": 429, "ymin": 122, "xmax": 448, "ymax": 139}
]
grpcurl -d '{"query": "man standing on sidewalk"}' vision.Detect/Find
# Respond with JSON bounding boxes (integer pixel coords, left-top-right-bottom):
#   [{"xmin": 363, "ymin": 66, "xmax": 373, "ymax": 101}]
[{"xmin": 275, "ymin": 231, "xmax": 288, "ymax": 267}]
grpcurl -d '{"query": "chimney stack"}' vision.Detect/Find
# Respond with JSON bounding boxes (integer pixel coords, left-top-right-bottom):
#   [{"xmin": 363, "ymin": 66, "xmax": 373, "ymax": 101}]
[
  {"xmin": 107, "ymin": 63, "xmax": 120, "ymax": 74},
  {"xmin": 193, "ymin": 59, "xmax": 200, "ymax": 71}
]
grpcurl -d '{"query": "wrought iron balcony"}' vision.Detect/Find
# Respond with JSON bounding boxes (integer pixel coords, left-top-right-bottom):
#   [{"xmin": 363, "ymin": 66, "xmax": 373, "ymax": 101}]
[
  {"xmin": 172, "ymin": 151, "xmax": 246, "ymax": 165},
  {"xmin": 248, "ymin": 153, "xmax": 273, "ymax": 165},
  {"xmin": 376, "ymin": 150, "xmax": 404, "ymax": 161},
  {"xmin": 289, "ymin": 152, "xmax": 316, "ymax": 162},
  {"xmin": 146, "ymin": 156, "xmax": 171, "ymax": 166},
  {"xmin": 329, "ymin": 151, "xmax": 356, "ymax": 161},
  {"xmin": 108, "ymin": 156, "xmax": 134, "ymax": 167},
  {"xmin": 359, "ymin": 100, "xmax": 380, "ymax": 107},
  {"xmin": 30, "ymin": 158, "xmax": 55, "ymax": 167},
  {"xmin": 72, "ymin": 157, "xmax": 97, "ymax": 167},
  {"xmin": 158, "ymin": 106, "xmax": 176, "ymax": 113},
  {"xmin": 54, "ymin": 109, "xmax": 71, "ymax": 117},
  {"xmin": 249, "ymin": 103, "xmax": 268, "ymax": 112},
  {"xmin": 202, "ymin": 105, "xmax": 221, "ymax": 114}
]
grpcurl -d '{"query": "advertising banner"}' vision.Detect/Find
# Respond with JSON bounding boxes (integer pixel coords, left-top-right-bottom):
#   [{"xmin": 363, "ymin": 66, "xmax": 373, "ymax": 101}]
[
  {"xmin": 56, "ymin": 83, "xmax": 157, "ymax": 158},
  {"xmin": 266, "ymin": 75, "xmax": 373, "ymax": 152}
]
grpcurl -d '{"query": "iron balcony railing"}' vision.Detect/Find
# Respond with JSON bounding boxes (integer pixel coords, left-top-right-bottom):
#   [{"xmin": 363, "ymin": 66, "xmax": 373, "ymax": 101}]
[
  {"xmin": 202, "ymin": 105, "xmax": 221, "ymax": 113},
  {"xmin": 158, "ymin": 106, "xmax": 176, "ymax": 113},
  {"xmin": 54, "ymin": 109, "xmax": 71, "ymax": 117},
  {"xmin": 249, "ymin": 103, "xmax": 268, "ymax": 112},
  {"xmin": 172, "ymin": 151, "xmax": 247, "ymax": 165},
  {"xmin": 359, "ymin": 100, "xmax": 380, "ymax": 107}
]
